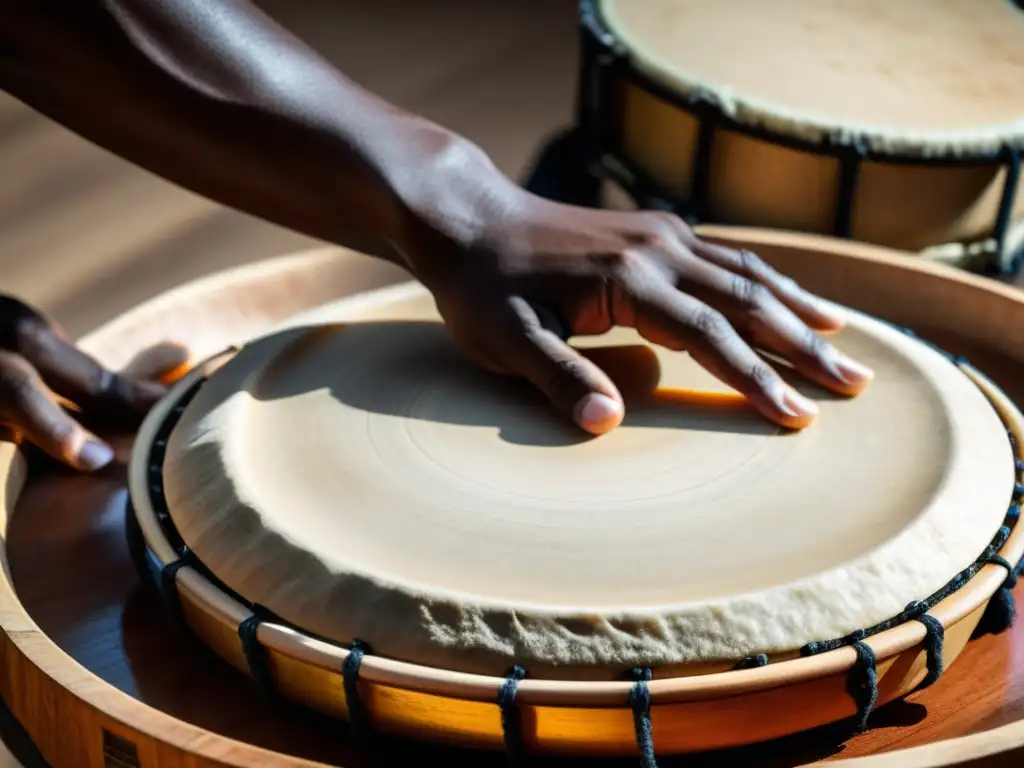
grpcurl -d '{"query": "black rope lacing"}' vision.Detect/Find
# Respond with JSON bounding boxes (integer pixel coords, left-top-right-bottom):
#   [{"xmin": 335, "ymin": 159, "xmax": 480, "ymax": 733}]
[
  {"xmin": 156, "ymin": 550, "xmax": 193, "ymax": 641},
  {"xmin": 237, "ymin": 607, "xmax": 279, "ymax": 707},
  {"xmin": 342, "ymin": 639, "xmax": 374, "ymax": 754},
  {"xmin": 138, "ymin": 325, "xmax": 1024, "ymax": 765},
  {"xmin": 847, "ymin": 642, "xmax": 878, "ymax": 734},
  {"xmin": 629, "ymin": 667, "xmax": 657, "ymax": 768},
  {"xmin": 497, "ymin": 665, "xmax": 528, "ymax": 765}
]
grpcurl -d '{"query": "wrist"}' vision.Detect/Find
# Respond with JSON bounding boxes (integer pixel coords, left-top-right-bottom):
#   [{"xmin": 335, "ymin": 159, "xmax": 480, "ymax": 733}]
[{"xmin": 380, "ymin": 125, "xmax": 524, "ymax": 285}]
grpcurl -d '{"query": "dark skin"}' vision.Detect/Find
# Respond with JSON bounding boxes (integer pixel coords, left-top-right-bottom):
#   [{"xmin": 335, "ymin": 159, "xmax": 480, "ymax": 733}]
[{"xmin": 0, "ymin": 0, "xmax": 874, "ymax": 472}]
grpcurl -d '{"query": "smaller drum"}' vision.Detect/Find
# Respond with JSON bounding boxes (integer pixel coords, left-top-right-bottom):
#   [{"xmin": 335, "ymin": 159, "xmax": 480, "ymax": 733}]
[
  {"xmin": 127, "ymin": 272, "xmax": 1024, "ymax": 761},
  {"xmin": 565, "ymin": 0, "xmax": 1024, "ymax": 273}
]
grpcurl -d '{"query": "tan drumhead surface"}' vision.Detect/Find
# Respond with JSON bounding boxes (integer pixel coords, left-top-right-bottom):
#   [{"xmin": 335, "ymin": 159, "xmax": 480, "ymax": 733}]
[
  {"xmin": 601, "ymin": 0, "xmax": 1024, "ymax": 152},
  {"xmin": 162, "ymin": 283, "xmax": 1014, "ymax": 678}
]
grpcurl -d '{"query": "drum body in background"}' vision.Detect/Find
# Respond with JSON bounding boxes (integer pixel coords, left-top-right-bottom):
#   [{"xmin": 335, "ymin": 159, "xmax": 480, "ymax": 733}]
[{"xmin": 564, "ymin": 0, "xmax": 1024, "ymax": 273}]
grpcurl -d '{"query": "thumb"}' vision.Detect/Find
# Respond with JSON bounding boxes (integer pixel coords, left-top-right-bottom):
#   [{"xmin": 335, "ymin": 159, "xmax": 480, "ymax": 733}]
[{"xmin": 495, "ymin": 298, "xmax": 624, "ymax": 435}]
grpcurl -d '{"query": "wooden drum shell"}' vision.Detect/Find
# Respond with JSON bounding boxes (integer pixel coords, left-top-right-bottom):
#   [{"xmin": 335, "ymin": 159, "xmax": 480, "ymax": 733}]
[
  {"xmin": 579, "ymin": 1, "xmax": 1024, "ymax": 270},
  {"xmin": 128, "ymin": 342, "xmax": 1024, "ymax": 758},
  {"xmin": 2, "ymin": 230, "xmax": 1024, "ymax": 766},
  {"xmin": 617, "ymin": 89, "xmax": 1024, "ymax": 262}
]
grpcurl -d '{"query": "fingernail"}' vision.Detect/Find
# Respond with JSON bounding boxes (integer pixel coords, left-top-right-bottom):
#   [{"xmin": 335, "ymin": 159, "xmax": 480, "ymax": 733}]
[
  {"xmin": 573, "ymin": 393, "xmax": 623, "ymax": 434},
  {"xmin": 834, "ymin": 353, "xmax": 875, "ymax": 385},
  {"xmin": 818, "ymin": 299, "xmax": 849, "ymax": 325},
  {"xmin": 780, "ymin": 387, "xmax": 819, "ymax": 419},
  {"xmin": 77, "ymin": 438, "xmax": 114, "ymax": 471}
]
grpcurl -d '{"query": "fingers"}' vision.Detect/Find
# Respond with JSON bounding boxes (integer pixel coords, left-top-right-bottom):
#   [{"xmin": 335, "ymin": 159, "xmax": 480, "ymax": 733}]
[
  {"xmin": 676, "ymin": 258, "xmax": 874, "ymax": 396},
  {"xmin": 0, "ymin": 351, "xmax": 114, "ymax": 471},
  {"xmin": 14, "ymin": 320, "xmax": 167, "ymax": 421},
  {"xmin": 491, "ymin": 297, "xmax": 625, "ymax": 435},
  {"xmin": 628, "ymin": 285, "xmax": 820, "ymax": 430},
  {"xmin": 685, "ymin": 238, "xmax": 848, "ymax": 333}
]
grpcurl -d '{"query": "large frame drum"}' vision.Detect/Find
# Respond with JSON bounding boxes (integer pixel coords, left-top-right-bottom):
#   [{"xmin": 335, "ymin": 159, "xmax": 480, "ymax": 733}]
[
  {"xmin": 3, "ymin": 230, "xmax": 1024, "ymax": 766},
  {"xmin": 526, "ymin": 1, "xmax": 1024, "ymax": 276}
]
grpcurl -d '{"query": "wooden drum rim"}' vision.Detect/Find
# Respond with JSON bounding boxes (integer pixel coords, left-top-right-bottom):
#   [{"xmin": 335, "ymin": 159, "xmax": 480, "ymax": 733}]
[
  {"xmin": 126, "ymin": 335, "xmax": 1024, "ymax": 708},
  {"xmin": 0, "ymin": 231, "xmax": 1023, "ymax": 767}
]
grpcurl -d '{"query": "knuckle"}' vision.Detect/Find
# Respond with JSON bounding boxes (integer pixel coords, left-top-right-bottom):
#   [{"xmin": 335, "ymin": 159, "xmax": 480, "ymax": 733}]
[
  {"xmin": 597, "ymin": 248, "xmax": 646, "ymax": 276},
  {"xmin": 651, "ymin": 210, "xmax": 684, "ymax": 234},
  {"xmin": 737, "ymin": 248, "xmax": 764, "ymax": 274},
  {"xmin": 0, "ymin": 358, "xmax": 33, "ymax": 402},
  {"xmin": 0, "ymin": 297, "xmax": 46, "ymax": 352},
  {"xmin": 8, "ymin": 316, "xmax": 44, "ymax": 355},
  {"xmin": 692, "ymin": 307, "xmax": 733, "ymax": 343},
  {"xmin": 0, "ymin": 361, "xmax": 45, "ymax": 422},
  {"xmin": 89, "ymin": 367, "xmax": 119, "ymax": 399},
  {"xmin": 543, "ymin": 356, "xmax": 586, "ymax": 397},
  {"xmin": 749, "ymin": 361, "xmax": 781, "ymax": 391},
  {"xmin": 802, "ymin": 327, "xmax": 832, "ymax": 360},
  {"xmin": 729, "ymin": 273, "xmax": 771, "ymax": 310},
  {"xmin": 41, "ymin": 415, "xmax": 75, "ymax": 445}
]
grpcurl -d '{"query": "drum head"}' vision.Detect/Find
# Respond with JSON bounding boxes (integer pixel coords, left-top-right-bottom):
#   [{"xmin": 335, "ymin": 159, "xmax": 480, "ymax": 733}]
[
  {"xmin": 155, "ymin": 282, "xmax": 1015, "ymax": 680},
  {"xmin": 600, "ymin": 0, "xmax": 1024, "ymax": 151}
]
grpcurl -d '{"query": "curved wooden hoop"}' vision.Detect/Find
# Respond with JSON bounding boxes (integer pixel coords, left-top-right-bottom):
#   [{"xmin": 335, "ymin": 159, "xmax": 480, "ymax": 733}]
[
  {"xmin": 119, "ymin": 326, "xmax": 1024, "ymax": 758},
  {"xmin": 127, "ymin": 316, "xmax": 1024, "ymax": 710},
  {"xmin": 0, "ymin": 232, "xmax": 1022, "ymax": 765}
]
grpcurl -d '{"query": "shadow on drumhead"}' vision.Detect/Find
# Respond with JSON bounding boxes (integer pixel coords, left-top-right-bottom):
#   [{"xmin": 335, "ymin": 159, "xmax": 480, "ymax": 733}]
[{"xmin": 244, "ymin": 321, "xmax": 781, "ymax": 447}]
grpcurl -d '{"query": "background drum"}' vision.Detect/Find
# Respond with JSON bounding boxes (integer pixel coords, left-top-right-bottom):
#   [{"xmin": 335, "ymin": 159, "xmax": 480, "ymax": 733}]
[
  {"xmin": 2, "ymin": 229, "xmax": 1024, "ymax": 766},
  {"xmin": 525, "ymin": 1, "xmax": 1024, "ymax": 276}
]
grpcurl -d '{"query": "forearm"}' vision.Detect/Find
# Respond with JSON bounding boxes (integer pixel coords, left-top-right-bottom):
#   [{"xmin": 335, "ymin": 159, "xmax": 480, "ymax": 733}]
[{"xmin": 0, "ymin": 0, "xmax": 504, "ymax": 273}]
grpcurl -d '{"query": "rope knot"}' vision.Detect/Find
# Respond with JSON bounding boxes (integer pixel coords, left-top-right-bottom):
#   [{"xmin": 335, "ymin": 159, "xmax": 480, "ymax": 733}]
[
  {"xmin": 498, "ymin": 665, "xmax": 528, "ymax": 764},
  {"xmin": 628, "ymin": 668, "xmax": 657, "ymax": 768},
  {"xmin": 847, "ymin": 642, "xmax": 878, "ymax": 735}
]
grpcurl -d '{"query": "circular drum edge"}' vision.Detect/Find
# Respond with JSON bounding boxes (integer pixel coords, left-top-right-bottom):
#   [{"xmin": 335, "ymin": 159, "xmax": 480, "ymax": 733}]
[
  {"xmin": 0, "ymin": 232, "xmax": 1023, "ymax": 766},
  {"xmin": 124, "ymin": 321, "xmax": 1024, "ymax": 760}
]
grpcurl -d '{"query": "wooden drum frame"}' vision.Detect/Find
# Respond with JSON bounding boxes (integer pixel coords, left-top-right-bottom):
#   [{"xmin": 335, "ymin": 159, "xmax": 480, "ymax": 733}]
[
  {"xmin": 524, "ymin": 1, "xmax": 1024, "ymax": 276},
  {"xmin": 3, "ymin": 229, "xmax": 1024, "ymax": 766}
]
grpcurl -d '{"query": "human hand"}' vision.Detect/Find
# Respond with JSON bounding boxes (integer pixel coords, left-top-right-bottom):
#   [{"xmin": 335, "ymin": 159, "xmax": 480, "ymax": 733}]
[
  {"xmin": 397, "ymin": 152, "xmax": 874, "ymax": 435},
  {"xmin": 0, "ymin": 296, "xmax": 188, "ymax": 471}
]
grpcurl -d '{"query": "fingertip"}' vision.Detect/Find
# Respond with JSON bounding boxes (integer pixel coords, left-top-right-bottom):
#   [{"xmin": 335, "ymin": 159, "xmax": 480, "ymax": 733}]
[
  {"xmin": 765, "ymin": 387, "xmax": 819, "ymax": 431},
  {"xmin": 803, "ymin": 301, "xmax": 849, "ymax": 334},
  {"xmin": 67, "ymin": 430, "xmax": 115, "ymax": 471},
  {"xmin": 573, "ymin": 392, "xmax": 625, "ymax": 435},
  {"xmin": 77, "ymin": 437, "xmax": 115, "ymax": 471},
  {"xmin": 834, "ymin": 353, "xmax": 875, "ymax": 393}
]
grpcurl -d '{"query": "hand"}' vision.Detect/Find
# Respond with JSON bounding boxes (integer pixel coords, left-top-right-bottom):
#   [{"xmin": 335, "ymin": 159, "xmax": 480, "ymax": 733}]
[
  {"xmin": 398, "ymin": 154, "xmax": 874, "ymax": 435},
  {"xmin": 0, "ymin": 296, "xmax": 187, "ymax": 471}
]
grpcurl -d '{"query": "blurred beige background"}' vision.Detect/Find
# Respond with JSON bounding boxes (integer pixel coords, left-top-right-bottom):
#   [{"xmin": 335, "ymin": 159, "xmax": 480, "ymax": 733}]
[{"xmin": 0, "ymin": 0, "xmax": 578, "ymax": 337}]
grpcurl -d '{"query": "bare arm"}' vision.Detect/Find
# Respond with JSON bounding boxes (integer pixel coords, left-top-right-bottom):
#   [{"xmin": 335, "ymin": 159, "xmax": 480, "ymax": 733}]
[
  {"xmin": 0, "ymin": 0, "xmax": 495, "ymax": 272},
  {"xmin": 0, "ymin": 0, "xmax": 870, "ymax": 471}
]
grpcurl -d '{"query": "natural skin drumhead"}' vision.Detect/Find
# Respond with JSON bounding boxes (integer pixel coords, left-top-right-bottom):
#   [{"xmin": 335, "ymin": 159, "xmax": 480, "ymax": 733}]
[{"xmin": 161, "ymin": 282, "xmax": 1015, "ymax": 679}]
